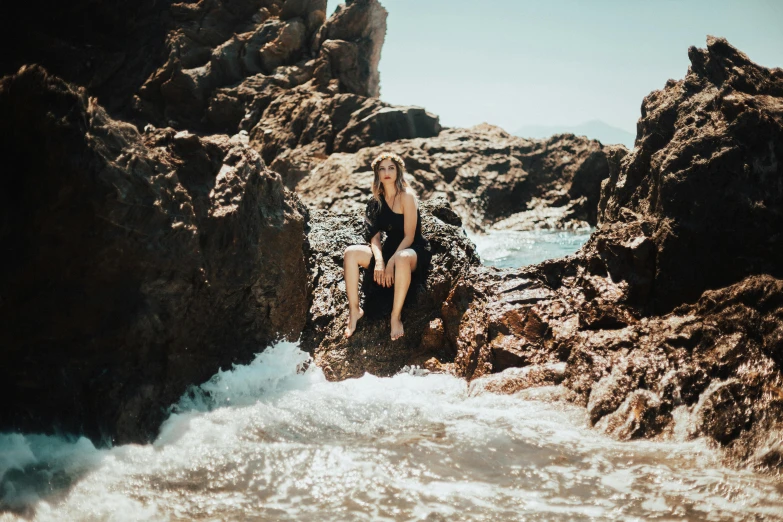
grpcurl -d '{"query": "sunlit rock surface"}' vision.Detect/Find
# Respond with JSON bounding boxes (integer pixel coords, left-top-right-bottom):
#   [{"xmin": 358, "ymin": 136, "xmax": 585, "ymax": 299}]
[{"xmin": 295, "ymin": 124, "xmax": 614, "ymax": 231}]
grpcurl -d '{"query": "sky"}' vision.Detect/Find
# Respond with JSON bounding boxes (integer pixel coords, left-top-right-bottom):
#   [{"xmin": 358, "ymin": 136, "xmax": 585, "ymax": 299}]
[{"xmin": 326, "ymin": 0, "xmax": 783, "ymax": 136}]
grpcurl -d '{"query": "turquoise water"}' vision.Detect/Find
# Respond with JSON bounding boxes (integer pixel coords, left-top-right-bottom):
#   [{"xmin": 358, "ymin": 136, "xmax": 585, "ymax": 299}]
[{"xmin": 468, "ymin": 229, "xmax": 593, "ymax": 269}]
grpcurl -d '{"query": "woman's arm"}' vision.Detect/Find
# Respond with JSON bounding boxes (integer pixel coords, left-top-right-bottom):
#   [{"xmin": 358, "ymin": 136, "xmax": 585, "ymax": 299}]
[
  {"xmin": 370, "ymin": 231, "xmax": 383, "ymax": 262},
  {"xmin": 383, "ymin": 191, "xmax": 418, "ymax": 287},
  {"xmin": 370, "ymin": 231, "xmax": 385, "ymax": 285},
  {"xmin": 392, "ymin": 191, "xmax": 417, "ymax": 256}
]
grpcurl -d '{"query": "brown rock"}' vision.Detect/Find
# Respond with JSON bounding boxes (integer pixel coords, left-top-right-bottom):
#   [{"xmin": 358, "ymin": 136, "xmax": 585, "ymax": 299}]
[
  {"xmin": 435, "ymin": 38, "xmax": 783, "ymax": 470},
  {"xmin": 300, "ymin": 198, "xmax": 480, "ymax": 380},
  {"xmin": 598, "ymin": 36, "xmax": 783, "ymax": 314},
  {"xmin": 295, "ymin": 124, "xmax": 614, "ymax": 230},
  {"xmin": 0, "ymin": 66, "xmax": 309, "ymax": 444},
  {"xmin": 468, "ymin": 363, "xmax": 567, "ymax": 396}
]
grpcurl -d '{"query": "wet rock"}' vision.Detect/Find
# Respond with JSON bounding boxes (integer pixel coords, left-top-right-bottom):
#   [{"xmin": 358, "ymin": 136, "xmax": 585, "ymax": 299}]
[
  {"xmin": 0, "ymin": 66, "xmax": 309, "ymax": 444},
  {"xmin": 595, "ymin": 390, "xmax": 666, "ymax": 440},
  {"xmin": 468, "ymin": 362, "xmax": 566, "ymax": 396},
  {"xmin": 692, "ymin": 379, "xmax": 750, "ymax": 444}
]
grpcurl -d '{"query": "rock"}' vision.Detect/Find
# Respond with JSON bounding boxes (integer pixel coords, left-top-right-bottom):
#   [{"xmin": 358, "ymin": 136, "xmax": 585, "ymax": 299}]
[
  {"xmin": 692, "ymin": 379, "xmax": 750, "ymax": 445},
  {"xmin": 595, "ymin": 389, "xmax": 666, "ymax": 440},
  {"xmin": 468, "ymin": 362, "xmax": 567, "ymax": 395},
  {"xmin": 333, "ymin": 106, "xmax": 442, "ymax": 153},
  {"xmin": 599, "ymin": 35, "xmax": 783, "ymax": 315},
  {"xmin": 1, "ymin": 0, "xmax": 439, "ymax": 162},
  {"xmin": 0, "ymin": 65, "xmax": 309, "ymax": 444},
  {"xmin": 0, "ymin": 0, "xmax": 170, "ymax": 115},
  {"xmin": 310, "ymin": 0, "xmax": 387, "ymax": 97},
  {"xmin": 246, "ymin": 90, "xmax": 441, "ymax": 170},
  {"xmin": 300, "ymin": 199, "xmax": 480, "ymax": 380},
  {"xmin": 295, "ymin": 125, "xmax": 614, "ymax": 231},
  {"xmin": 434, "ymin": 38, "xmax": 783, "ymax": 469}
]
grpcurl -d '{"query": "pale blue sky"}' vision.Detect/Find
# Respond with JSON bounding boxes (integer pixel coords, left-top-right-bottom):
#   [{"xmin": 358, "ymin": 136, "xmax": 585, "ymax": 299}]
[{"xmin": 326, "ymin": 0, "xmax": 783, "ymax": 135}]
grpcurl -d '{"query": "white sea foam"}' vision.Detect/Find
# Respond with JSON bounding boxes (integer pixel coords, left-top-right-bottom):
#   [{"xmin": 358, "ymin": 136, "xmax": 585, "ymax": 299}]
[{"xmin": 2, "ymin": 341, "xmax": 783, "ymax": 521}]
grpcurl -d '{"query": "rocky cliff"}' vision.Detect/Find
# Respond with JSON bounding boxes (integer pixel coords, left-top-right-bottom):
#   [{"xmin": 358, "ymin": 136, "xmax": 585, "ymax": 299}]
[
  {"xmin": 416, "ymin": 37, "xmax": 783, "ymax": 470},
  {"xmin": 0, "ymin": 66, "xmax": 309, "ymax": 443},
  {"xmin": 0, "ymin": 0, "xmax": 442, "ymax": 162},
  {"xmin": 296, "ymin": 36, "xmax": 783, "ymax": 470}
]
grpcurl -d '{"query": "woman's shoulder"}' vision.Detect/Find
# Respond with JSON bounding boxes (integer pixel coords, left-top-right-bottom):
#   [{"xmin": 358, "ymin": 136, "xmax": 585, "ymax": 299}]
[
  {"xmin": 401, "ymin": 187, "xmax": 419, "ymax": 209},
  {"xmin": 401, "ymin": 187, "xmax": 418, "ymax": 203}
]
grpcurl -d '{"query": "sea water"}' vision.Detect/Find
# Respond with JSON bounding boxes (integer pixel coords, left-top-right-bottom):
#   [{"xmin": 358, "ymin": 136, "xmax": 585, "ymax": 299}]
[
  {"xmin": 3, "ymin": 231, "xmax": 783, "ymax": 521},
  {"xmin": 2, "ymin": 342, "xmax": 783, "ymax": 521},
  {"xmin": 468, "ymin": 229, "xmax": 593, "ymax": 268}
]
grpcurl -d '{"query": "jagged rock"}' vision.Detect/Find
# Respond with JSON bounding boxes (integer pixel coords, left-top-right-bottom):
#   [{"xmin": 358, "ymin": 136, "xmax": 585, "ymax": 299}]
[
  {"xmin": 310, "ymin": 0, "xmax": 387, "ymax": 97},
  {"xmin": 0, "ymin": 66, "xmax": 309, "ymax": 444},
  {"xmin": 433, "ymin": 38, "xmax": 783, "ymax": 469},
  {"xmin": 300, "ymin": 198, "xmax": 480, "ymax": 380},
  {"xmin": 599, "ymin": 35, "xmax": 783, "ymax": 314},
  {"xmin": 295, "ymin": 124, "xmax": 614, "ymax": 231},
  {"xmin": 1, "ymin": 0, "xmax": 440, "ymax": 165},
  {"xmin": 595, "ymin": 389, "xmax": 666, "ymax": 440},
  {"xmin": 247, "ymin": 89, "xmax": 440, "ymax": 170},
  {"xmin": 468, "ymin": 362, "xmax": 566, "ymax": 396},
  {"xmin": 135, "ymin": 0, "xmax": 325, "ymax": 128}
]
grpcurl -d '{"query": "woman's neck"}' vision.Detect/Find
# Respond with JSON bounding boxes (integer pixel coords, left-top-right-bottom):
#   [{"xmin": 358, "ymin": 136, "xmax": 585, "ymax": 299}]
[{"xmin": 382, "ymin": 183, "xmax": 397, "ymax": 200}]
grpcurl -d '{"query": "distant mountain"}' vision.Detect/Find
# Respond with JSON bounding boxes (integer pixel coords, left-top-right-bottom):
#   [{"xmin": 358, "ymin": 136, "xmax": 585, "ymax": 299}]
[{"xmin": 513, "ymin": 120, "xmax": 636, "ymax": 148}]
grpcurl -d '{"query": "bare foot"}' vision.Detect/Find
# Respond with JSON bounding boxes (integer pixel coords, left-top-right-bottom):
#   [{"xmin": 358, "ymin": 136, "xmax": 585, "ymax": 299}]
[
  {"xmin": 344, "ymin": 306, "xmax": 364, "ymax": 338},
  {"xmin": 390, "ymin": 314, "xmax": 404, "ymax": 340}
]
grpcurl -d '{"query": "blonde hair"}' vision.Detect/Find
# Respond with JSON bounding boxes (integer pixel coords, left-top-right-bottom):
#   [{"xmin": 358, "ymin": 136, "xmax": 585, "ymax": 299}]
[{"xmin": 370, "ymin": 152, "xmax": 408, "ymax": 206}]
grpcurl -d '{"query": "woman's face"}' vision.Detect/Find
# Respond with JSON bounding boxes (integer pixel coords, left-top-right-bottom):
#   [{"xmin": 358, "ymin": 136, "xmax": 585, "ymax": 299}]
[{"xmin": 377, "ymin": 158, "xmax": 398, "ymax": 184}]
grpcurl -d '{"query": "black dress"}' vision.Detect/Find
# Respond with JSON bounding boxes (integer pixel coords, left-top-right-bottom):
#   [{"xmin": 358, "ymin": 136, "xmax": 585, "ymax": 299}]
[{"xmin": 363, "ymin": 195, "xmax": 432, "ymax": 296}]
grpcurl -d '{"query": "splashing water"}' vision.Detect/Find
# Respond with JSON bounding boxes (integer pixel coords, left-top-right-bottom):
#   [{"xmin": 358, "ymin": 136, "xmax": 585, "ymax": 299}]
[
  {"xmin": 3, "ymin": 232, "xmax": 783, "ymax": 520},
  {"xmin": 2, "ymin": 341, "xmax": 783, "ymax": 521}
]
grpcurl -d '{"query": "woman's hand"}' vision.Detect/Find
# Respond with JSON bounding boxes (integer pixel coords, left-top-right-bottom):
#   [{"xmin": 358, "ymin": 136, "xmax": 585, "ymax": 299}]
[
  {"xmin": 383, "ymin": 256, "xmax": 396, "ymax": 287},
  {"xmin": 373, "ymin": 258, "xmax": 385, "ymax": 285}
]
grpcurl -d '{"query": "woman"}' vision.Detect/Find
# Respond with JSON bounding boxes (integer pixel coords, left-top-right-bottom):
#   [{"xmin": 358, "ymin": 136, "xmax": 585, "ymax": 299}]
[{"xmin": 343, "ymin": 152, "xmax": 432, "ymax": 340}]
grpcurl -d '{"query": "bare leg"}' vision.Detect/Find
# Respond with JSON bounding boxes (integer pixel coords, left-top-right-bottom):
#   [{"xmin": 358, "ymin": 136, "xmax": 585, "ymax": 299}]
[
  {"xmin": 390, "ymin": 249, "xmax": 418, "ymax": 340},
  {"xmin": 343, "ymin": 245, "xmax": 372, "ymax": 338}
]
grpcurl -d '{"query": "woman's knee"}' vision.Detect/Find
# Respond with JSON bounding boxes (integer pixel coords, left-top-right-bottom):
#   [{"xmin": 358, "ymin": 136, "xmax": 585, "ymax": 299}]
[
  {"xmin": 397, "ymin": 250, "xmax": 417, "ymax": 269},
  {"xmin": 395, "ymin": 251, "xmax": 415, "ymax": 272},
  {"xmin": 344, "ymin": 245, "xmax": 371, "ymax": 268},
  {"xmin": 344, "ymin": 244, "xmax": 365, "ymax": 260}
]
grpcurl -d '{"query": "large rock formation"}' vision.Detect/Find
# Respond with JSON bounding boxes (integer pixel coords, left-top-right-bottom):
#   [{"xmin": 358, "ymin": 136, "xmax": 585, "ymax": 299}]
[
  {"xmin": 599, "ymin": 36, "xmax": 783, "ymax": 314},
  {"xmin": 0, "ymin": 65, "xmax": 309, "ymax": 443},
  {"xmin": 422, "ymin": 37, "xmax": 783, "ymax": 470},
  {"xmin": 1, "ymin": 0, "xmax": 442, "ymax": 164},
  {"xmin": 0, "ymin": 0, "xmax": 601, "ymax": 447},
  {"xmin": 295, "ymin": 124, "xmax": 613, "ymax": 231},
  {"xmin": 134, "ymin": 0, "xmax": 390, "ymax": 128}
]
